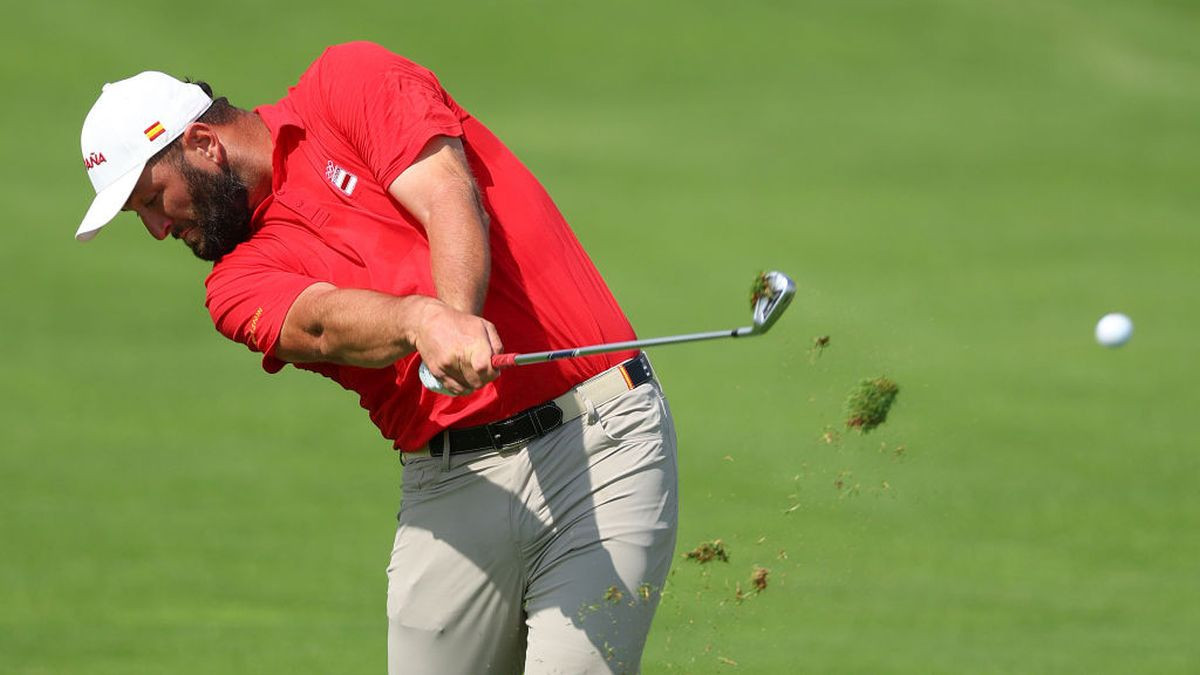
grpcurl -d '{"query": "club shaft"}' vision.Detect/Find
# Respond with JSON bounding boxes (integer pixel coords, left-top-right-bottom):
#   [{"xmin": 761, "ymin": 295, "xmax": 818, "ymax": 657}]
[{"xmin": 493, "ymin": 326, "xmax": 756, "ymax": 368}]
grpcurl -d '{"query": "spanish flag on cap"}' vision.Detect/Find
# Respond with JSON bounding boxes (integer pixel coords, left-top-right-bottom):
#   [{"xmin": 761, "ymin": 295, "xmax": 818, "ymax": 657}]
[{"xmin": 144, "ymin": 121, "xmax": 166, "ymax": 142}]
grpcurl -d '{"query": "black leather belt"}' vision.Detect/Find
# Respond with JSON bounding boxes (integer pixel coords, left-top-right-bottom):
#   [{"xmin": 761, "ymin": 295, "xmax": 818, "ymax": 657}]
[{"xmin": 425, "ymin": 353, "xmax": 654, "ymax": 457}]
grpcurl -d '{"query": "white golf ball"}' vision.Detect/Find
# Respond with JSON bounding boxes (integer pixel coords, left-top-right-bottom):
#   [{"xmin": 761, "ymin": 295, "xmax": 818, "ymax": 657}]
[{"xmin": 1095, "ymin": 313, "xmax": 1133, "ymax": 348}]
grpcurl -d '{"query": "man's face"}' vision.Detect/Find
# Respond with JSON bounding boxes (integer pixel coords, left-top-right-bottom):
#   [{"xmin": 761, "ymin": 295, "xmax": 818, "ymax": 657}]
[{"xmin": 123, "ymin": 150, "xmax": 252, "ymax": 261}]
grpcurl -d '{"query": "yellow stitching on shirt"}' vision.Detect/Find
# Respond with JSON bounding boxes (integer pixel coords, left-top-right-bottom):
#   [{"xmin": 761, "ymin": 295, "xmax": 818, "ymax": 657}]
[{"xmin": 247, "ymin": 307, "xmax": 264, "ymax": 348}]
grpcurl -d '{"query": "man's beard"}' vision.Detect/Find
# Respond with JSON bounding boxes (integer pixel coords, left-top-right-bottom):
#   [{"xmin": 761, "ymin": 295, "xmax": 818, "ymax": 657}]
[{"xmin": 178, "ymin": 160, "xmax": 253, "ymax": 262}]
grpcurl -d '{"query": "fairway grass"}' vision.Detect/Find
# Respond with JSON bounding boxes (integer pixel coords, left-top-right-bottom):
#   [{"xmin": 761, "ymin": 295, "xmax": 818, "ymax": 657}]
[{"xmin": 3, "ymin": 0, "xmax": 1199, "ymax": 672}]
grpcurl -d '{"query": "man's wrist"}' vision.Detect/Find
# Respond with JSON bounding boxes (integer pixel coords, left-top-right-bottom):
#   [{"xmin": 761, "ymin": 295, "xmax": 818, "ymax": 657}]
[{"xmin": 403, "ymin": 295, "xmax": 441, "ymax": 352}]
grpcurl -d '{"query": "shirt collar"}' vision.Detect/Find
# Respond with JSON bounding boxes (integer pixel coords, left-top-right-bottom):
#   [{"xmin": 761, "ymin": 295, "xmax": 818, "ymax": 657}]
[
  {"xmin": 251, "ymin": 102, "xmax": 304, "ymax": 225},
  {"xmin": 254, "ymin": 101, "xmax": 304, "ymax": 193}
]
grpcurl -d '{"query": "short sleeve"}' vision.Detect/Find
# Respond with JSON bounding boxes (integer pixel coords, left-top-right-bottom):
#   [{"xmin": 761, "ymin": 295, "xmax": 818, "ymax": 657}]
[
  {"xmin": 205, "ymin": 243, "xmax": 321, "ymax": 374},
  {"xmin": 313, "ymin": 42, "xmax": 466, "ymax": 187}
]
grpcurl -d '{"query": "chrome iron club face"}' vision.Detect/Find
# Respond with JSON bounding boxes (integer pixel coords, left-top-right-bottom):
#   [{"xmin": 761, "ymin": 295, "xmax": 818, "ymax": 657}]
[{"xmin": 751, "ymin": 270, "xmax": 796, "ymax": 336}]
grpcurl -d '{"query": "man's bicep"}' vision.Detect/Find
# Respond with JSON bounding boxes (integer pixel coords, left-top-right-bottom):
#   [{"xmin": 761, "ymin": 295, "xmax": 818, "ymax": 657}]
[
  {"xmin": 387, "ymin": 136, "xmax": 480, "ymax": 224},
  {"xmin": 276, "ymin": 282, "xmax": 339, "ymax": 363}
]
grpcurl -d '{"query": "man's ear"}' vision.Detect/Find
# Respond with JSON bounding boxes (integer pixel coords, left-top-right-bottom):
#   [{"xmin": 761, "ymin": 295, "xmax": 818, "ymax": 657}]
[{"xmin": 179, "ymin": 122, "xmax": 226, "ymax": 168}]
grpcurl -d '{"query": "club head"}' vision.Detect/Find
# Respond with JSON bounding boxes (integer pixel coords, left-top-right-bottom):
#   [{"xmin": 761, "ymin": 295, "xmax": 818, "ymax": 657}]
[{"xmin": 751, "ymin": 270, "xmax": 795, "ymax": 335}]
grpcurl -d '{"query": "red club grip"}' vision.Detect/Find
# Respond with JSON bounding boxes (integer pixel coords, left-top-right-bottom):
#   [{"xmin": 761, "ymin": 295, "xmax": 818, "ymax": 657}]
[{"xmin": 492, "ymin": 353, "xmax": 517, "ymax": 369}]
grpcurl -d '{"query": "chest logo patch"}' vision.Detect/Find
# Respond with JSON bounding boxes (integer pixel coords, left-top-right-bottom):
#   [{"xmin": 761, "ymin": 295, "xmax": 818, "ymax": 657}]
[{"xmin": 325, "ymin": 160, "xmax": 358, "ymax": 197}]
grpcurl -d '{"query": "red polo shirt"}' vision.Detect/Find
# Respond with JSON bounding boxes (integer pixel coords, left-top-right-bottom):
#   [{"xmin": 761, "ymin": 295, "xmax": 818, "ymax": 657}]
[{"xmin": 205, "ymin": 42, "xmax": 635, "ymax": 451}]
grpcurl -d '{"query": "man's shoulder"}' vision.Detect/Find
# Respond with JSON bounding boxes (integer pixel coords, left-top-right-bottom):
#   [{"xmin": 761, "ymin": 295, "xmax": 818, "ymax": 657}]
[
  {"xmin": 320, "ymin": 41, "xmax": 398, "ymax": 62},
  {"xmin": 281, "ymin": 42, "xmax": 422, "ymax": 117},
  {"xmin": 304, "ymin": 41, "xmax": 423, "ymax": 82}
]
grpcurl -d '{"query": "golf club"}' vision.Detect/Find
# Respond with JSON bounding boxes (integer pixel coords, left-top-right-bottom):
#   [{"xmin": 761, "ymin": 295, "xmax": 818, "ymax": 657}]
[{"xmin": 420, "ymin": 270, "xmax": 796, "ymax": 395}]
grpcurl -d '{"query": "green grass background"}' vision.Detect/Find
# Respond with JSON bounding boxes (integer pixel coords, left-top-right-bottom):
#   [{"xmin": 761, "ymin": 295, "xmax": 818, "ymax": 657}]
[{"xmin": 3, "ymin": 0, "xmax": 1199, "ymax": 672}]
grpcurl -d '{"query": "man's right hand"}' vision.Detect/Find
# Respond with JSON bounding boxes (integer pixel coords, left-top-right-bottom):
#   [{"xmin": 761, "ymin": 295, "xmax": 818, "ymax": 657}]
[{"xmin": 412, "ymin": 299, "xmax": 504, "ymax": 396}]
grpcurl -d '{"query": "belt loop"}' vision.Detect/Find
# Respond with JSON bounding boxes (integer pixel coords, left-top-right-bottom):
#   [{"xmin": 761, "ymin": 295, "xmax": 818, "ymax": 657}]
[
  {"xmin": 442, "ymin": 433, "xmax": 453, "ymax": 471},
  {"xmin": 583, "ymin": 396, "xmax": 598, "ymax": 426}
]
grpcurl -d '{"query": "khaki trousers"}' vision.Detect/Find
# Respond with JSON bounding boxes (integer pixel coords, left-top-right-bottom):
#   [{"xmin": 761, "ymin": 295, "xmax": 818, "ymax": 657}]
[{"xmin": 387, "ymin": 380, "xmax": 678, "ymax": 674}]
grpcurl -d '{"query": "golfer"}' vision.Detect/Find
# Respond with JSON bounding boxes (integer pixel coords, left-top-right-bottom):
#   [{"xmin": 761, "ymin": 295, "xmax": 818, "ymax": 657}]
[{"xmin": 76, "ymin": 41, "xmax": 678, "ymax": 674}]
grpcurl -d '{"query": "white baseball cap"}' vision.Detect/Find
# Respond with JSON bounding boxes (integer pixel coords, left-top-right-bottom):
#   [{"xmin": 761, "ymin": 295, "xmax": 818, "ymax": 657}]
[{"xmin": 77, "ymin": 72, "xmax": 213, "ymax": 241}]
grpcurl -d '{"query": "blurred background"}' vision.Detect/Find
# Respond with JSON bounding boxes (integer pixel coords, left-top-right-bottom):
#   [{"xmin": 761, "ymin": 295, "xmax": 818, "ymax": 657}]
[{"xmin": 2, "ymin": 0, "xmax": 1198, "ymax": 672}]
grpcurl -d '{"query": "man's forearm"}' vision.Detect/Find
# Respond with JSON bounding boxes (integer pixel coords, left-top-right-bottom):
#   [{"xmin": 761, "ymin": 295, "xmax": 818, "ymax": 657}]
[
  {"xmin": 426, "ymin": 181, "xmax": 491, "ymax": 315},
  {"xmin": 388, "ymin": 136, "xmax": 492, "ymax": 316},
  {"xmin": 278, "ymin": 285, "xmax": 433, "ymax": 368}
]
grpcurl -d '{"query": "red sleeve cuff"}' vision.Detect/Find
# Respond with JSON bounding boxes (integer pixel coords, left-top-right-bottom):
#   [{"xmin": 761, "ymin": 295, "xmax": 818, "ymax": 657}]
[{"xmin": 379, "ymin": 120, "xmax": 465, "ymax": 189}]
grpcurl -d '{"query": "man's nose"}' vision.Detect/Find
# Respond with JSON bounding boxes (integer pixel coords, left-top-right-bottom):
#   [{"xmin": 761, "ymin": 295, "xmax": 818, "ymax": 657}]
[{"xmin": 141, "ymin": 212, "xmax": 172, "ymax": 240}]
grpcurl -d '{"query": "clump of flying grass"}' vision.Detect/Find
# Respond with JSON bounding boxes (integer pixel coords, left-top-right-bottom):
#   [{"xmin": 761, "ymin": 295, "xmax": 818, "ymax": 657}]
[
  {"xmin": 809, "ymin": 335, "xmax": 831, "ymax": 362},
  {"xmin": 845, "ymin": 376, "xmax": 900, "ymax": 433},
  {"xmin": 734, "ymin": 566, "xmax": 771, "ymax": 603},
  {"xmin": 684, "ymin": 539, "xmax": 730, "ymax": 564},
  {"xmin": 749, "ymin": 271, "xmax": 770, "ymax": 308}
]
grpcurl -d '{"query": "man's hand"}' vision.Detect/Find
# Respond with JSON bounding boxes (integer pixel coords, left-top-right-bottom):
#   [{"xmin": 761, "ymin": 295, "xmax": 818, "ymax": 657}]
[{"xmin": 413, "ymin": 300, "xmax": 504, "ymax": 395}]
